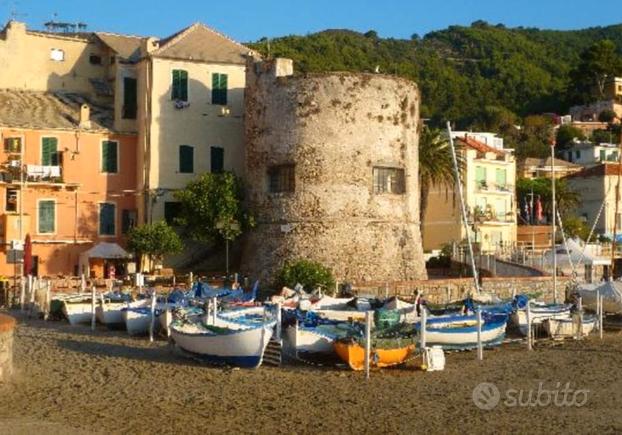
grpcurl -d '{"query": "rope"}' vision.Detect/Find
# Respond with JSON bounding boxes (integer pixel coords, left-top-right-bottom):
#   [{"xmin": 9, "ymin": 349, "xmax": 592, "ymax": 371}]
[
  {"xmin": 556, "ymin": 209, "xmax": 577, "ymax": 279},
  {"xmin": 576, "ymin": 182, "xmax": 611, "ymax": 270}
]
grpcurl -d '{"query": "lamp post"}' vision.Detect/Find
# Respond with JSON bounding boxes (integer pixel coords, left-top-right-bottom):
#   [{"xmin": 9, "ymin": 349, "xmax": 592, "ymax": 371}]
[{"xmin": 216, "ymin": 218, "xmax": 240, "ymax": 279}]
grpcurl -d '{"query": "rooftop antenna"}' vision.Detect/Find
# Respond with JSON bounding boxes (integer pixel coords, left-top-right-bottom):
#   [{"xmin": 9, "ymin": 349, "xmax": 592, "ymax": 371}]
[{"xmin": 8, "ymin": 1, "xmax": 27, "ymax": 20}]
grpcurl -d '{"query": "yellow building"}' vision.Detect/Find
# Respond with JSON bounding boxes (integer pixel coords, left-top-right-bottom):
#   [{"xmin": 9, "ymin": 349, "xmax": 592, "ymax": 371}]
[{"xmin": 423, "ymin": 135, "xmax": 517, "ymax": 253}]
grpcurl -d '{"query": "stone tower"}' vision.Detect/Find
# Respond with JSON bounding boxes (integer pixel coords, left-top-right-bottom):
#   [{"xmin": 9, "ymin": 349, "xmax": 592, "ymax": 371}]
[{"xmin": 242, "ymin": 58, "xmax": 427, "ymax": 284}]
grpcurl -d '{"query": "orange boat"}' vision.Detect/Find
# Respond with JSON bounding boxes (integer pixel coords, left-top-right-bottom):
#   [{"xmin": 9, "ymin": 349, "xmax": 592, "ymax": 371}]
[{"xmin": 334, "ymin": 339, "xmax": 415, "ymax": 371}]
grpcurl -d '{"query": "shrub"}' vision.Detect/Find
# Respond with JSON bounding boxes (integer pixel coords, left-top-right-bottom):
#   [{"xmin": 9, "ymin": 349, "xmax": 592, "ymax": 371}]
[{"xmin": 276, "ymin": 260, "xmax": 335, "ymax": 292}]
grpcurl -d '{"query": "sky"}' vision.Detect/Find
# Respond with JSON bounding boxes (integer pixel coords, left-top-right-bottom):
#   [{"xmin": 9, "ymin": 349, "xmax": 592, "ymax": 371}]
[{"xmin": 2, "ymin": 0, "xmax": 622, "ymax": 42}]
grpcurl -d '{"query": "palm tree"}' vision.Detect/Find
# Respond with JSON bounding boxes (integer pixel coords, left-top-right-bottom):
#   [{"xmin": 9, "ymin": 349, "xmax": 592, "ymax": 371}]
[{"xmin": 418, "ymin": 127, "xmax": 462, "ymax": 234}]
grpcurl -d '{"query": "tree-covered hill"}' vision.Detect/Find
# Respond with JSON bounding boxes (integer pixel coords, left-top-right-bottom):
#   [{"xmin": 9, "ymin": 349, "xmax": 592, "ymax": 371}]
[{"xmin": 248, "ymin": 21, "xmax": 622, "ymax": 129}]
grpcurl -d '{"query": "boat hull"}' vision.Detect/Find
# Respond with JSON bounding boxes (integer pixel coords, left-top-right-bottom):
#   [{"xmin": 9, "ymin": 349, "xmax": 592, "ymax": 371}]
[
  {"xmin": 513, "ymin": 305, "xmax": 572, "ymax": 336},
  {"xmin": 171, "ymin": 322, "xmax": 274, "ymax": 369},
  {"xmin": 545, "ymin": 316, "xmax": 596, "ymax": 339},
  {"xmin": 423, "ymin": 322, "xmax": 507, "ymax": 350},
  {"xmin": 333, "ymin": 340, "xmax": 415, "ymax": 371},
  {"xmin": 62, "ymin": 301, "xmax": 93, "ymax": 326}
]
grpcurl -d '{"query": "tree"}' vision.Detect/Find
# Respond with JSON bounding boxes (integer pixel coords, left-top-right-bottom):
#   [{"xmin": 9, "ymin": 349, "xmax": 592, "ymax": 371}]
[
  {"xmin": 276, "ymin": 260, "xmax": 335, "ymax": 292},
  {"xmin": 556, "ymin": 125, "xmax": 585, "ymax": 150},
  {"xmin": 516, "ymin": 177, "xmax": 580, "ymax": 221},
  {"xmin": 174, "ymin": 172, "xmax": 254, "ymax": 244},
  {"xmin": 569, "ymin": 40, "xmax": 622, "ymax": 104},
  {"xmin": 599, "ymin": 109, "xmax": 617, "ymax": 123},
  {"xmin": 562, "ymin": 216, "xmax": 590, "ymax": 240},
  {"xmin": 418, "ymin": 127, "xmax": 461, "ymax": 229},
  {"xmin": 127, "ymin": 222, "xmax": 183, "ymax": 271},
  {"xmin": 591, "ymin": 129, "xmax": 614, "ymax": 144}
]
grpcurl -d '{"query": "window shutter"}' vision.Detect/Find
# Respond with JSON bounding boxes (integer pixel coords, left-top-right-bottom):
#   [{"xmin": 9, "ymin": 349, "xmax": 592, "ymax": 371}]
[
  {"xmin": 38, "ymin": 201, "xmax": 55, "ymax": 233},
  {"xmin": 42, "ymin": 138, "xmax": 58, "ymax": 166},
  {"xmin": 212, "ymin": 73, "xmax": 228, "ymax": 105},
  {"xmin": 102, "ymin": 141, "xmax": 118, "ymax": 173},
  {"xmin": 212, "ymin": 73, "xmax": 219, "ymax": 104},
  {"xmin": 210, "ymin": 147, "xmax": 224, "ymax": 173},
  {"xmin": 179, "ymin": 145, "xmax": 194, "ymax": 173},
  {"xmin": 219, "ymin": 74, "xmax": 227, "ymax": 105},
  {"xmin": 180, "ymin": 70, "xmax": 188, "ymax": 102},
  {"xmin": 123, "ymin": 77, "xmax": 137, "ymax": 119},
  {"xmin": 172, "ymin": 70, "xmax": 180, "ymax": 100},
  {"xmin": 99, "ymin": 203, "xmax": 115, "ymax": 235},
  {"xmin": 495, "ymin": 168, "xmax": 506, "ymax": 187}
]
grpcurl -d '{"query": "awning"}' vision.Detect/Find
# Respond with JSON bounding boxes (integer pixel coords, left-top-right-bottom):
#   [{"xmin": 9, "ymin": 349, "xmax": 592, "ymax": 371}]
[{"xmin": 81, "ymin": 242, "xmax": 131, "ymax": 260}]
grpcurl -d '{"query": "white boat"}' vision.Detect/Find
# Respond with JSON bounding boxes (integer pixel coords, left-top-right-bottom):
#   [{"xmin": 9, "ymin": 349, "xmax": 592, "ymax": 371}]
[
  {"xmin": 283, "ymin": 322, "xmax": 356, "ymax": 357},
  {"xmin": 62, "ymin": 296, "xmax": 94, "ymax": 326},
  {"xmin": 158, "ymin": 305, "xmax": 203, "ymax": 336},
  {"xmin": 122, "ymin": 304, "xmax": 166, "ymax": 335},
  {"xmin": 577, "ymin": 281, "xmax": 622, "ymax": 315},
  {"xmin": 97, "ymin": 299, "xmax": 149, "ymax": 328},
  {"xmin": 421, "ymin": 320, "xmax": 507, "ymax": 350},
  {"xmin": 513, "ymin": 303, "xmax": 572, "ymax": 336},
  {"xmin": 545, "ymin": 315, "xmax": 596, "ymax": 339},
  {"xmin": 170, "ymin": 316, "xmax": 276, "ymax": 369}
]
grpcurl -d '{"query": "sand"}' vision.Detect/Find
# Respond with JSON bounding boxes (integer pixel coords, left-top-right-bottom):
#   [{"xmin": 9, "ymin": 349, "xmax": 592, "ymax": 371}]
[{"xmin": 1, "ymin": 313, "xmax": 622, "ymax": 434}]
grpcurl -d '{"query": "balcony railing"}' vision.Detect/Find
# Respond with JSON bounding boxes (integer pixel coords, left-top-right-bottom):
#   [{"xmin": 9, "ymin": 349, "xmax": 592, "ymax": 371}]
[
  {"xmin": 0, "ymin": 162, "xmax": 63, "ymax": 184},
  {"xmin": 475, "ymin": 181, "xmax": 514, "ymax": 193},
  {"xmin": 470, "ymin": 206, "xmax": 515, "ymax": 224}
]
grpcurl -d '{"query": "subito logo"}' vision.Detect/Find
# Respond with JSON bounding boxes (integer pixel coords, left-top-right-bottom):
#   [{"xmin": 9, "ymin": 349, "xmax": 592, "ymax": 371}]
[{"xmin": 472, "ymin": 382, "xmax": 501, "ymax": 410}]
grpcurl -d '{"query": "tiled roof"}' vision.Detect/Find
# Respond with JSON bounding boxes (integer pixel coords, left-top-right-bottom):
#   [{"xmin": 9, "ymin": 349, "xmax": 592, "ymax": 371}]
[
  {"xmin": 521, "ymin": 157, "xmax": 581, "ymax": 169},
  {"xmin": 152, "ymin": 23, "xmax": 252, "ymax": 64},
  {"xmin": 95, "ymin": 32, "xmax": 145, "ymax": 62},
  {"xmin": 0, "ymin": 89, "xmax": 114, "ymax": 132},
  {"xmin": 455, "ymin": 135, "xmax": 505, "ymax": 156},
  {"xmin": 568, "ymin": 162, "xmax": 622, "ymax": 178}
]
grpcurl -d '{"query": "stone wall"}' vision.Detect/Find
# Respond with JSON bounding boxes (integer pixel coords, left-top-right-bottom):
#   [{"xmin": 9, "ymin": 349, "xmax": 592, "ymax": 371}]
[
  {"xmin": 242, "ymin": 58, "xmax": 427, "ymax": 284},
  {"xmin": 351, "ymin": 276, "xmax": 571, "ymax": 304},
  {"xmin": 0, "ymin": 314, "xmax": 16, "ymax": 382}
]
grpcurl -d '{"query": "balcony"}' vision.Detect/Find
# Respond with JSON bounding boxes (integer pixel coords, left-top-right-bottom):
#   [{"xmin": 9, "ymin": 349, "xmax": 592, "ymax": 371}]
[
  {"xmin": 470, "ymin": 205, "xmax": 515, "ymax": 225},
  {"xmin": 0, "ymin": 160, "xmax": 64, "ymax": 185},
  {"xmin": 475, "ymin": 181, "xmax": 514, "ymax": 194}
]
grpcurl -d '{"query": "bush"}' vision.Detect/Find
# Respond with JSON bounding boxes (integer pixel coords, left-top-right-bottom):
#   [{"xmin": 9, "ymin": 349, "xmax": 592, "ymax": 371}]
[
  {"xmin": 276, "ymin": 260, "xmax": 335, "ymax": 292},
  {"xmin": 127, "ymin": 221, "xmax": 183, "ymax": 271}
]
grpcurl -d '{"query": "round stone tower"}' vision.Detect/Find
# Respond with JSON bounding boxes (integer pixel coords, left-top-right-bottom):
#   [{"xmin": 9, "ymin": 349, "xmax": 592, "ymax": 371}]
[{"xmin": 242, "ymin": 58, "xmax": 427, "ymax": 284}]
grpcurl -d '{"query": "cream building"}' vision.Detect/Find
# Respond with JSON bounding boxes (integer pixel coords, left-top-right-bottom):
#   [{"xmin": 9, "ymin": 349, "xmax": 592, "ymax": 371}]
[
  {"xmin": 423, "ymin": 134, "xmax": 517, "ymax": 253},
  {"xmin": 567, "ymin": 163, "xmax": 622, "ymax": 237}
]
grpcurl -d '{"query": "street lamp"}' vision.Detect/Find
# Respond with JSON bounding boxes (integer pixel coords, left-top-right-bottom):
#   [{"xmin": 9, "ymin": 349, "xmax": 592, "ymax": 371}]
[{"xmin": 215, "ymin": 218, "xmax": 240, "ymax": 279}]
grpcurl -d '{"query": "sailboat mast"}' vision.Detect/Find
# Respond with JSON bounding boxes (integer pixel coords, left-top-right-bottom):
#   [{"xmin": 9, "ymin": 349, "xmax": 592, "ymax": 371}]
[
  {"xmin": 551, "ymin": 142, "xmax": 557, "ymax": 303},
  {"xmin": 446, "ymin": 122, "xmax": 480, "ymax": 293},
  {"xmin": 611, "ymin": 132, "xmax": 622, "ymax": 279}
]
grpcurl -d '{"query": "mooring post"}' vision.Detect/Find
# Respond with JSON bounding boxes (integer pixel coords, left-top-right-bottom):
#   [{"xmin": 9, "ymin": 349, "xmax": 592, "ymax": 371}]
[
  {"xmin": 275, "ymin": 302, "xmax": 282, "ymax": 341},
  {"xmin": 365, "ymin": 311, "xmax": 372, "ymax": 380},
  {"xmin": 44, "ymin": 280, "xmax": 51, "ymax": 321},
  {"xmin": 91, "ymin": 286, "xmax": 96, "ymax": 331},
  {"xmin": 20, "ymin": 278, "xmax": 26, "ymax": 312},
  {"xmin": 149, "ymin": 290, "xmax": 156, "ymax": 343},
  {"xmin": 526, "ymin": 300, "xmax": 532, "ymax": 351},
  {"xmin": 599, "ymin": 294, "xmax": 604, "ymax": 340},
  {"xmin": 212, "ymin": 296, "xmax": 217, "ymax": 325},
  {"xmin": 420, "ymin": 307, "xmax": 427, "ymax": 351},
  {"xmin": 476, "ymin": 306, "xmax": 483, "ymax": 361}
]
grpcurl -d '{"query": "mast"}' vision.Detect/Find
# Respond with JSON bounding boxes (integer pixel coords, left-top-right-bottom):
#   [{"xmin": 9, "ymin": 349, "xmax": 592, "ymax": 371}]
[
  {"xmin": 551, "ymin": 142, "xmax": 557, "ymax": 303},
  {"xmin": 611, "ymin": 132, "xmax": 622, "ymax": 279},
  {"xmin": 446, "ymin": 122, "xmax": 480, "ymax": 293}
]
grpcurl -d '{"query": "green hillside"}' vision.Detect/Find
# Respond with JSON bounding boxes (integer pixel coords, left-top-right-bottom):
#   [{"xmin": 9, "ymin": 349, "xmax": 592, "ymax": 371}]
[{"xmin": 248, "ymin": 21, "xmax": 622, "ymax": 128}]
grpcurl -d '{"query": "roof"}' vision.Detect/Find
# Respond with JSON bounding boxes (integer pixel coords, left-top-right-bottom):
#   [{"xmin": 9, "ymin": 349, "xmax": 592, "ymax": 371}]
[
  {"xmin": 81, "ymin": 242, "xmax": 130, "ymax": 259},
  {"xmin": 568, "ymin": 162, "xmax": 622, "ymax": 178},
  {"xmin": 95, "ymin": 32, "xmax": 145, "ymax": 62},
  {"xmin": 152, "ymin": 23, "xmax": 252, "ymax": 64},
  {"xmin": 0, "ymin": 89, "xmax": 114, "ymax": 132},
  {"xmin": 455, "ymin": 135, "xmax": 506, "ymax": 156},
  {"xmin": 521, "ymin": 157, "xmax": 581, "ymax": 169}
]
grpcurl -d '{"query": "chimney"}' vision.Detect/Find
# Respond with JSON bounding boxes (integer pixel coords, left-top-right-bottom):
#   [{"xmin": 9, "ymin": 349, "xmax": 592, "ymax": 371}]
[
  {"xmin": 141, "ymin": 37, "xmax": 159, "ymax": 56},
  {"xmin": 79, "ymin": 104, "xmax": 91, "ymax": 129}
]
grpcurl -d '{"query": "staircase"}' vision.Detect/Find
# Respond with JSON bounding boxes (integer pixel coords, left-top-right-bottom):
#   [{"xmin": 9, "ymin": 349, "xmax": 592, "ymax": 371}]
[{"xmin": 263, "ymin": 338, "xmax": 282, "ymax": 366}]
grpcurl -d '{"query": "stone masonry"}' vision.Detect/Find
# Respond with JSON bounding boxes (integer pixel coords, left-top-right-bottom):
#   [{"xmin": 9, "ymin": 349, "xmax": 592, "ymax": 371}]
[
  {"xmin": 0, "ymin": 313, "xmax": 16, "ymax": 382},
  {"xmin": 242, "ymin": 58, "xmax": 427, "ymax": 284}
]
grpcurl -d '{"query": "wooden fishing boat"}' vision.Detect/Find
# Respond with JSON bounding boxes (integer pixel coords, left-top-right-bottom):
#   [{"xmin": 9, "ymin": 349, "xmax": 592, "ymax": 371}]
[
  {"xmin": 96, "ymin": 297, "xmax": 144, "ymax": 328},
  {"xmin": 544, "ymin": 315, "xmax": 596, "ymax": 339},
  {"xmin": 170, "ymin": 316, "xmax": 276, "ymax": 369},
  {"xmin": 513, "ymin": 303, "xmax": 572, "ymax": 336},
  {"xmin": 62, "ymin": 295, "xmax": 94, "ymax": 325},
  {"xmin": 420, "ymin": 319, "xmax": 507, "ymax": 350},
  {"xmin": 334, "ymin": 338, "xmax": 415, "ymax": 370},
  {"xmin": 284, "ymin": 322, "xmax": 357, "ymax": 358}
]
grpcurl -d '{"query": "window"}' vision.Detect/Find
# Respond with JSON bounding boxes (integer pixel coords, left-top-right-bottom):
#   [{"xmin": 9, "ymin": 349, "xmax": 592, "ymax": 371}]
[
  {"xmin": 4, "ymin": 137, "xmax": 21, "ymax": 153},
  {"xmin": 171, "ymin": 69, "xmax": 188, "ymax": 101},
  {"xmin": 600, "ymin": 149, "xmax": 606, "ymax": 161},
  {"xmin": 5, "ymin": 188, "xmax": 17, "ymax": 212},
  {"xmin": 50, "ymin": 48, "xmax": 64, "ymax": 61},
  {"xmin": 212, "ymin": 73, "xmax": 228, "ymax": 105},
  {"xmin": 268, "ymin": 164, "xmax": 295, "ymax": 193},
  {"xmin": 101, "ymin": 140, "xmax": 119, "ymax": 173},
  {"xmin": 475, "ymin": 166, "xmax": 487, "ymax": 187},
  {"xmin": 568, "ymin": 151, "xmax": 573, "ymax": 162},
  {"xmin": 495, "ymin": 168, "xmax": 507, "ymax": 189},
  {"xmin": 211, "ymin": 146, "xmax": 224, "ymax": 173},
  {"xmin": 164, "ymin": 202, "xmax": 182, "ymax": 225},
  {"xmin": 575, "ymin": 150, "xmax": 581, "ymax": 159},
  {"xmin": 179, "ymin": 145, "xmax": 194, "ymax": 173},
  {"xmin": 89, "ymin": 54, "xmax": 102, "ymax": 65},
  {"xmin": 495, "ymin": 199, "xmax": 507, "ymax": 221},
  {"xmin": 372, "ymin": 167, "xmax": 405, "ymax": 194},
  {"xmin": 121, "ymin": 209, "xmax": 137, "ymax": 234},
  {"xmin": 99, "ymin": 203, "xmax": 116, "ymax": 236},
  {"xmin": 38, "ymin": 200, "xmax": 55, "ymax": 234},
  {"xmin": 122, "ymin": 77, "xmax": 137, "ymax": 119},
  {"xmin": 610, "ymin": 151, "xmax": 619, "ymax": 162},
  {"xmin": 41, "ymin": 137, "xmax": 59, "ymax": 166}
]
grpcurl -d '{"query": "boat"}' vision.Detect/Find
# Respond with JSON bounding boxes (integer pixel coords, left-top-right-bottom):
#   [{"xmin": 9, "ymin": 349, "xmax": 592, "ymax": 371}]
[
  {"xmin": 334, "ymin": 337, "xmax": 415, "ymax": 370},
  {"xmin": 170, "ymin": 313, "xmax": 276, "ymax": 369},
  {"xmin": 283, "ymin": 322, "xmax": 358, "ymax": 358},
  {"xmin": 62, "ymin": 295, "xmax": 95, "ymax": 325},
  {"xmin": 512, "ymin": 303, "xmax": 572, "ymax": 336},
  {"xmin": 418, "ymin": 316, "xmax": 507, "ymax": 350},
  {"xmin": 96, "ymin": 295, "xmax": 141, "ymax": 328},
  {"xmin": 122, "ymin": 304, "xmax": 167, "ymax": 335},
  {"xmin": 544, "ymin": 315, "xmax": 596, "ymax": 339},
  {"xmin": 576, "ymin": 281, "xmax": 622, "ymax": 315}
]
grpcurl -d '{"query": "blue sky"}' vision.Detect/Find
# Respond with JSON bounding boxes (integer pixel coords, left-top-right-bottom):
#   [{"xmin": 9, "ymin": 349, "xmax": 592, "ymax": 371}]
[{"xmin": 3, "ymin": 0, "xmax": 621, "ymax": 41}]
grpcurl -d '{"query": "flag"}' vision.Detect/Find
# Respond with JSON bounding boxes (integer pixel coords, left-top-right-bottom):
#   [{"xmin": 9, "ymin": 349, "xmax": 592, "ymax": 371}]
[
  {"xmin": 522, "ymin": 197, "xmax": 531, "ymax": 224},
  {"xmin": 535, "ymin": 195, "xmax": 543, "ymax": 223}
]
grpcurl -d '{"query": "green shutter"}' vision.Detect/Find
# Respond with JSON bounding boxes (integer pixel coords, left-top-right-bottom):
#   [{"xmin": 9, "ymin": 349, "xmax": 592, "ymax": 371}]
[
  {"xmin": 172, "ymin": 70, "xmax": 180, "ymax": 100},
  {"xmin": 210, "ymin": 146, "xmax": 224, "ymax": 173},
  {"xmin": 180, "ymin": 70, "xmax": 188, "ymax": 102},
  {"xmin": 99, "ymin": 203, "xmax": 115, "ymax": 235},
  {"xmin": 123, "ymin": 77, "xmax": 137, "ymax": 119},
  {"xmin": 495, "ymin": 168, "xmax": 506, "ymax": 188},
  {"xmin": 42, "ymin": 137, "xmax": 58, "ymax": 166},
  {"xmin": 179, "ymin": 145, "xmax": 194, "ymax": 173},
  {"xmin": 38, "ymin": 200, "xmax": 55, "ymax": 233},
  {"xmin": 475, "ymin": 166, "xmax": 486, "ymax": 183},
  {"xmin": 212, "ymin": 73, "xmax": 228, "ymax": 105},
  {"xmin": 102, "ymin": 141, "xmax": 118, "ymax": 173}
]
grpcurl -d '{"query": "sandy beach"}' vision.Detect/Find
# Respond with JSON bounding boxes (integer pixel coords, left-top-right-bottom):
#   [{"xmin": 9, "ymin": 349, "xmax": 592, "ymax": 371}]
[{"xmin": 1, "ymin": 312, "xmax": 622, "ymax": 434}]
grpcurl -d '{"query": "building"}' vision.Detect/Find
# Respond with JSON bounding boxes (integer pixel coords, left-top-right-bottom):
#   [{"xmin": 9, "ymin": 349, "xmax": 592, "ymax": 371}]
[
  {"xmin": 423, "ymin": 134, "xmax": 517, "ymax": 253},
  {"xmin": 451, "ymin": 131, "xmax": 504, "ymax": 150},
  {"xmin": 242, "ymin": 58, "xmax": 427, "ymax": 283},
  {"xmin": 567, "ymin": 163, "xmax": 622, "ymax": 237},
  {"xmin": 563, "ymin": 141, "xmax": 620, "ymax": 166},
  {"xmin": 569, "ymin": 77, "xmax": 622, "ymax": 122},
  {"xmin": 518, "ymin": 157, "xmax": 581, "ymax": 179},
  {"xmin": 0, "ymin": 91, "xmax": 137, "ymax": 277}
]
